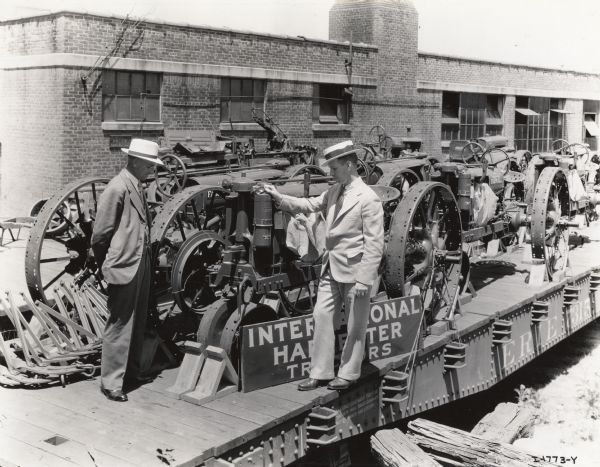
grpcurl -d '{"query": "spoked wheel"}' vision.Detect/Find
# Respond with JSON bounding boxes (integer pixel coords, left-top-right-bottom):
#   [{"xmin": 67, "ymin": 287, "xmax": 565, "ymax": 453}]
[
  {"xmin": 461, "ymin": 142, "xmax": 486, "ymax": 164},
  {"xmin": 151, "ymin": 185, "xmax": 228, "ymax": 321},
  {"xmin": 369, "ymin": 125, "xmax": 391, "ymax": 155},
  {"xmin": 154, "ymin": 154, "xmax": 188, "ymax": 199},
  {"xmin": 25, "ymin": 177, "xmax": 109, "ymax": 304},
  {"xmin": 357, "ymin": 158, "xmax": 372, "ymax": 183},
  {"xmin": 482, "ymin": 148, "xmax": 510, "ymax": 176},
  {"xmin": 220, "ymin": 302, "xmax": 279, "ymax": 371},
  {"xmin": 171, "ymin": 231, "xmax": 228, "ymax": 316},
  {"xmin": 383, "ymin": 182, "xmax": 463, "ymax": 323},
  {"xmin": 530, "ymin": 167, "xmax": 571, "ymax": 281}
]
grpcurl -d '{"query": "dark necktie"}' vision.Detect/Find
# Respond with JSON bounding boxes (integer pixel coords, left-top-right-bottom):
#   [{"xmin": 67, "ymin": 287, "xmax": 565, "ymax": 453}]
[{"xmin": 334, "ymin": 184, "xmax": 345, "ymax": 219}]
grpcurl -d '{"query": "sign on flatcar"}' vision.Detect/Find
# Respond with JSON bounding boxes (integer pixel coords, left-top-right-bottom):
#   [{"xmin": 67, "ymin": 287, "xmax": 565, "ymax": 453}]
[{"xmin": 240, "ymin": 295, "xmax": 423, "ymax": 392}]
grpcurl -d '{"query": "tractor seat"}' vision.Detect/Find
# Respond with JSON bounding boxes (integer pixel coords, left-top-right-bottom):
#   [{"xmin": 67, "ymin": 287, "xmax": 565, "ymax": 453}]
[{"xmin": 503, "ymin": 170, "xmax": 526, "ymax": 184}]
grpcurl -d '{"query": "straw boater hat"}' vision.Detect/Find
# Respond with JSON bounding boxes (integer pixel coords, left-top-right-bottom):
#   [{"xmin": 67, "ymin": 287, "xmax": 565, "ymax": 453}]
[
  {"xmin": 320, "ymin": 140, "xmax": 358, "ymax": 166},
  {"xmin": 121, "ymin": 138, "xmax": 165, "ymax": 166}
]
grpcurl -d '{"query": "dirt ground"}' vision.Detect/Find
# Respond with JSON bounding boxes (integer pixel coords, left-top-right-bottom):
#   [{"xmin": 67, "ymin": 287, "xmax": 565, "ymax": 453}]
[{"xmin": 513, "ymin": 329, "xmax": 600, "ymax": 467}]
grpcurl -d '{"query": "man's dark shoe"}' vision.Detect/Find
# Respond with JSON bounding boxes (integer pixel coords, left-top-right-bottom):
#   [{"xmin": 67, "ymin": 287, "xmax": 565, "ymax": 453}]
[
  {"xmin": 297, "ymin": 378, "xmax": 328, "ymax": 391},
  {"xmin": 101, "ymin": 387, "xmax": 128, "ymax": 402},
  {"xmin": 327, "ymin": 377, "xmax": 355, "ymax": 391}
]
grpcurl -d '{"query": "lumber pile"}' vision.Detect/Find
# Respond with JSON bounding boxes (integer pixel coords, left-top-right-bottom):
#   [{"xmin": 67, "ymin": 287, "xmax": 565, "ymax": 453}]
[
  {"xmin": 405, "ymin": 418, "xmax": 554, "ymax": 467},
  {"xmin": 371, "ymin": 428, "xmax": 441, "ymax": 467},
  {"xmin": 0, "ymin": 282, "xmax": 106, "ymax": 387}
]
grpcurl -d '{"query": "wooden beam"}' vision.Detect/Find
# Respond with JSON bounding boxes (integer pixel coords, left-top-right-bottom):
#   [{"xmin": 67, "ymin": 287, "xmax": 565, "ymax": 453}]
[
  {"xmin": 407, "ymin": 418, "xmax": 555, "ymax": 467},
  {"xmin": 471, "ymin": 402, "xmax": 535, "ymax": 443},
  {"xmin": 371, "ymin": 428, "xmax": 441, "ymax": 467}
]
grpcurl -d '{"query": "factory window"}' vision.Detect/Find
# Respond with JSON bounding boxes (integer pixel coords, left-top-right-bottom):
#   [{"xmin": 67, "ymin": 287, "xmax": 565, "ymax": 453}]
[
  {"xmin": 441, "ymin": 92, "xmax": 460, "ymax": 141},
  {"xmin": 440, "ymin": 92, "xmax": 504, "ymax": 150},
  {"xmin": 514, "ymin": 97, "xmax": 564, "ymax": 153},
  {"xmin": 220, "ymin": 78, "xmax": 265, "ymax": 123},
  {"xmin": 313, "ymin": 84, "xmax": 349, "ymax": 124},
  {"xmin": 102, "ymin": 71, "xmax": 161, "ymax": 122},
  {"xmin": 459, "ymin": 93, "xmax": 486, "ymax": 140}
]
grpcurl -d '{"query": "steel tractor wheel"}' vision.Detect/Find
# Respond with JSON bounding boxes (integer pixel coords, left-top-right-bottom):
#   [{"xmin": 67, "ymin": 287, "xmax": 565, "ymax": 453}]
[
  {"xmin": 170, "ymin": 231, "xmax": 228, "ymax": 316},
  {"xmin": 383, "ymin": 182, "xmax": 463, "ymax": 323},
  {"xmin": 530, "ymin": 167, "xmax": 572, "ymax": 281},
  {"xmin": 25, "ymin": 177, "xmax": 110, "ymax": 304},
  {"xmin": 150, "ymin": 185, "xmax": 228, "ymax": 339},
  {"xmin": 195, "ymin": 297, "xmax": 278, "ymax": 370}
]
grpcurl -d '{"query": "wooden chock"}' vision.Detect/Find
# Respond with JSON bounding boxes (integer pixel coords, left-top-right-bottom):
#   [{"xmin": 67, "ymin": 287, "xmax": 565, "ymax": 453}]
[
  {"xmin": 164, "ymin": 341, "xmax": 206, "ymax": 399},
  {"xmin": 181, "ymin": 345, "xmax": 238, "ymax": 405}
]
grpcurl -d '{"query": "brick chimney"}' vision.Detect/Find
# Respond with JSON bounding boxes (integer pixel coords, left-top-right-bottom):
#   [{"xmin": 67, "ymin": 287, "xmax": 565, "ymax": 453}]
[{"xmin": 329, "ymin": 0, "xmax": 419, "ymax": 98}]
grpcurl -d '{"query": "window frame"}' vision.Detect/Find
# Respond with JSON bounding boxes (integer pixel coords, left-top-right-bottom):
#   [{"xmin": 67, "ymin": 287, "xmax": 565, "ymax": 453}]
[
  {"xmin": 220, "ymin": 78, "xmax": 266, "ymax": 123},
  {"xmin": 102, "ymin": 70, "xmax": 161, "ymax": 123},
  {"xmin": 313, "ymin": 84, "xmax": 350, "ymax": 125}
]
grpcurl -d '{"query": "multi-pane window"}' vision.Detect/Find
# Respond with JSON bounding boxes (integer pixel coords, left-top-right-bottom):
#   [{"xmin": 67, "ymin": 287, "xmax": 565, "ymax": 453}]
[
  {"xmin": 103, "ymin": 70, "xmax": 161, "ymax": 122},
  {"xmin": 440, "ymin": 92, "xmax": 504, "ymax": 145},
  {"xmin": 313, "ymin": 84, "xmax": 349, "ymax": 124},
  {"xmin": 514, "ymin": 97, "xmax": 564, "ymax": 153},
  {"xmin": 220, "ymin": 78, "xmax": 265, "ymax": 123},
  {"xmin": 459, "ymin": 93, "xmax": 486, "ymax": 140}
]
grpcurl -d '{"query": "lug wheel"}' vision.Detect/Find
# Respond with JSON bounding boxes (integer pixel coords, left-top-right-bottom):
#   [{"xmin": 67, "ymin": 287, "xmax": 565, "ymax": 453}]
[
  {"xmin": 530, "ymin": 167, "xmax": 571, "ymax": 280},
  {"xmin": 25, "ymin": 178, "xmax": 109, "ymax": 304},
  {"xmin": 151, "ymin": 186, "xmax": 228, "ymax": 312},
  {"xmin": 220, "ymin": 303, "xmax": 278, "ymax": 370},
  {"xmin": 383, "ymin": 182, "xmax": 463, "ymax": 321}
]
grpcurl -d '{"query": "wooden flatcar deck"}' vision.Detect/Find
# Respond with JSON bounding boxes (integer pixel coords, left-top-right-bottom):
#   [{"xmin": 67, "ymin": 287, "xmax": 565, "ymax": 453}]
[{"xmin": 2, "ymin": 225, "xmax": 600, "ymax": 467}]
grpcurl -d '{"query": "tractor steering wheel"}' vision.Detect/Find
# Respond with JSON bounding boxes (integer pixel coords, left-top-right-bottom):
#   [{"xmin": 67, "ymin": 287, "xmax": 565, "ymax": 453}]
[{"xmin": 461, "ymin": 141, "xmax": 487, "ymax": 164}]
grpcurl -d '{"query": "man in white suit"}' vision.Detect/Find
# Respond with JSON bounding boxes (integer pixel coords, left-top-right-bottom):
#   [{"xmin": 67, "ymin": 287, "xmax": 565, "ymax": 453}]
[
  {"xmin": 262, "ymin": 140, "xmax": 384, "ymax": 391},
  {"xmin": 92, "ymin": 139, "xmax": 164, "ymax": 402}
]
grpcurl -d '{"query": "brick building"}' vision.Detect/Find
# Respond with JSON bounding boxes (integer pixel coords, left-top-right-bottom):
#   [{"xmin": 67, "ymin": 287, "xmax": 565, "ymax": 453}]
[{"xmin": 1, "ymin": 0, "xmax": 599, "ymax": 216}]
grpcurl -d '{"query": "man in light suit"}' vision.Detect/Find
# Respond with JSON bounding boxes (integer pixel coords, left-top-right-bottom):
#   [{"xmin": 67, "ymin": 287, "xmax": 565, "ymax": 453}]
[
  {"xmin": 91, "ymin": 139, "xmax": 164, "ymax": 402},
  {"xmin": 262, "ymin": 140, "xmax": 384, "ymax": 391}
]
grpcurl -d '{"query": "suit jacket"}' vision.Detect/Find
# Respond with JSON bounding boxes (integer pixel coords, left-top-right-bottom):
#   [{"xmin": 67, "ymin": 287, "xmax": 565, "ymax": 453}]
[
  {"xmin": 91, "ymin": 169, "xmax": 149, "ymax": 285},
  {"xmin": 278, "ymin": 177, "xmax": 384, "ymax": 285}
]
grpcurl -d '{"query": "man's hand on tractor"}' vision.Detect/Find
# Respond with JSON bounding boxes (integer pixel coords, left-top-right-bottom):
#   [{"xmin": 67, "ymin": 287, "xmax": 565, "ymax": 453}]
[{"xmin": 260, "ymin": 183, "xmax": 283, "ymax": 204}]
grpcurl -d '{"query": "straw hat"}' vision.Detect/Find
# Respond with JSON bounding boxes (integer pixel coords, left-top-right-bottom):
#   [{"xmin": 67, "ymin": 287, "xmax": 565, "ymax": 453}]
[
  {"xmin": 121, "ymin": 139, "xmax": 165, "ymax": 166},
  {"xmin": 320, "ymin": 140, "xmax": 358, "ymax": 166}
]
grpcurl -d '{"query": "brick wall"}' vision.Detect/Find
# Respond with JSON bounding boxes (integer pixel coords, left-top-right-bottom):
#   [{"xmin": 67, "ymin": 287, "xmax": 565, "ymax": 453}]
[
  {"xmin": 0, "ymin": 68, "xmax": 65, "ymax": 216},
  {"xmin": 418, "ymin": 53, "xmax": 600, "ymax": 97},
  {"xmin": 2, "ymin": 6, "xmax": 600, "ymax": 216}
]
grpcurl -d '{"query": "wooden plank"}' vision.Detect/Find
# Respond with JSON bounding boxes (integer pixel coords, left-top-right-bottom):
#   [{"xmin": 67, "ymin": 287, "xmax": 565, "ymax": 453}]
[
  {"xmin": 203, "ymin": 397, "xmax": 278, "ymax": 426},
  {"xmin": 0, "ymin": 434, "xmax": 77, "ymax": 467},
  {"xmin": 471, "ymin": 402, "xmax": 535, "ymax": 443},
  {"xmin": 33, "ymin": 380, "xmax": 223, "ymax": 446},
  {"xmin": 0, "ymin": 388, "xmax": 200, "ymax": 467},
  {"xmin": 0, "ymin": 417, "xmax": 133, "ymax": 467},
  {"xmin": 257, "ymin": 380, "xmax": 335, "ymax": 406},
  {"xmin": 407, "ymin": 418, "xmax": 555, "ymax": 467},
  {"xmin": 371, "ymin": 428, "xmax": 441, "ymax": 466}
]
